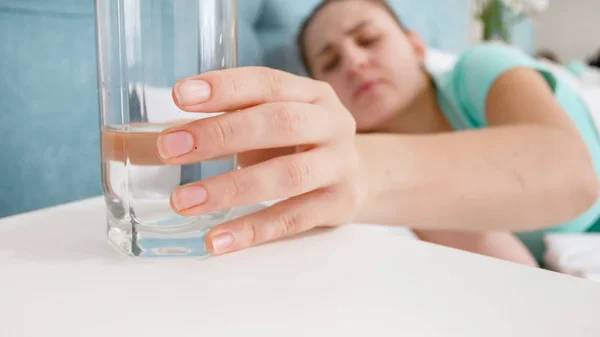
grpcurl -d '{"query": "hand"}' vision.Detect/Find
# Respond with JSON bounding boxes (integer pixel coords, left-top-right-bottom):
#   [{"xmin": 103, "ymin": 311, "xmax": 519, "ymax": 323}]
[{"xmin": 157, "ymin": 67, "xmax": 366, "ymax": 255}]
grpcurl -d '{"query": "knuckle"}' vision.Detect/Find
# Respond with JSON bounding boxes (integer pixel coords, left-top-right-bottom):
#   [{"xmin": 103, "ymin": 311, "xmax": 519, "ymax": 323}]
[
  {"xmin": 272, "ymin": 104, "xmax": 302, "ymax": 137},
  {"xmin": 316, "ymin": 80, "xmax": 334, "ymax": 94},
  {"xmin": 241, "ymin": 218, "xmax": 259, "ymax": 245},
  {"xmin": 312, "ymin": 80, "xmax": 355, "ymax": 136},
  {"xmin": 316, "ymin": 80, "xmax": 337, "ymax": 100},
  {"xmin": 277, "ymin": 212, "xmax": 301, "ymax": 237},
  {"xmin": 222, "ymin": 72, "xmax": 243, "ymax": 101},
  {"xmin": 209, "ymin": 118, "xmax": 234, "ymax": 149},
  {"xmin": 264, "ymin": 68, "xmax": 285, "ymax": 100},
  {"xmin": 281, "ymin": 157, "xmax": 312, "ymax": 190},
  {"xmin": 326, "ymin": 185, "xmax": 362, "ymax": 225},
  {"xmin": 345, "ymin": 114, "xmax": 357, "ymax": 134},
  {"xmin": 224, "ymin": 172, "xmax": 250, "ymax": 202},
  {"xmin": 335, "ymin": 114, "xmax": 356, "ymax": 139}
]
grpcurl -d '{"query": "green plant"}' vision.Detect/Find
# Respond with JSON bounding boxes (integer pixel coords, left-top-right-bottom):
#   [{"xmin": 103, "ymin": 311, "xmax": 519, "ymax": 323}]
[{"xmin": 474, "ymin": 0, "xmax": 549, "ymax": 42}]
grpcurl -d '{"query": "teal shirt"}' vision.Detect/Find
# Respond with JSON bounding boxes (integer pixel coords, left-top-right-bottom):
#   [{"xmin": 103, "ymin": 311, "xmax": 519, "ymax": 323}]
[
  {"xmin": 432, "ymin": 42, "xmax": 600, "ymax": 262},
  {"xmin": 566, "ymin": 61, "xmax": 589, "ymax": 77}
]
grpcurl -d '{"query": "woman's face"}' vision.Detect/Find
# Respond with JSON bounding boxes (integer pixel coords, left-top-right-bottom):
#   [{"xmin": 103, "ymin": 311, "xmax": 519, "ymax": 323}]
[{"xmin": 304, "ymin": 0, "xmax": 427, "ymax": 131}]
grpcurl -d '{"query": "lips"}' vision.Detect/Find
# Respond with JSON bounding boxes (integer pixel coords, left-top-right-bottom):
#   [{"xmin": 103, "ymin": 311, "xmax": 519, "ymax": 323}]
[{"xmin": 353, "ymin": 80, "xmax": 379, "ymax": 99}]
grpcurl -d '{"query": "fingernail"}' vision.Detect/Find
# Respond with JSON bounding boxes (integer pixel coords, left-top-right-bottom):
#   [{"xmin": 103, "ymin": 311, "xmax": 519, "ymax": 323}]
[
  {"xmin": 175, "ymin": 80, "xmax": 211, "ymax": 106},
  {"xmin": 210, "ymin": 232, "xmax": 234, "ymax": 254},
  {"xmin": 158, "ymin": 131, "xmax": 195, "ymax": 159},
  {"xmin": 173, "ymin": 186, "xmax": 208, "ymax": 210}
]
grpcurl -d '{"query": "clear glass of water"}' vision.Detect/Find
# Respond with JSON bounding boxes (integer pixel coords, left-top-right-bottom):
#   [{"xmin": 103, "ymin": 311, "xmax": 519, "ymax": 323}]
[{"xmin": 95, "ymin": 0, "xmax": 238, "ymax": 258}]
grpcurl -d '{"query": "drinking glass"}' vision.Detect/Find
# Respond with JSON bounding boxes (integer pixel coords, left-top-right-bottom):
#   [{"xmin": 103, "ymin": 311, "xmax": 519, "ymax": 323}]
[{"xmin": 95, "ymin": 0, "xmax": 238, "ymax": 257}]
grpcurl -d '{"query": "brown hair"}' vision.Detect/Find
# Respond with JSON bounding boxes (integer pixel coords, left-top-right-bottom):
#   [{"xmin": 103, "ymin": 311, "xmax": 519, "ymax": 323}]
[{"xmin": 297, "ymin": 0, "xmax": 407, "ymax": 76}]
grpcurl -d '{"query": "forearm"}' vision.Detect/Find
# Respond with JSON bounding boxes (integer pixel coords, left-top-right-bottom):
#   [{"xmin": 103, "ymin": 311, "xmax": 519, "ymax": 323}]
[{"xmin": 355, "ymin": 125, "xmax": 600, "ymax": 231}]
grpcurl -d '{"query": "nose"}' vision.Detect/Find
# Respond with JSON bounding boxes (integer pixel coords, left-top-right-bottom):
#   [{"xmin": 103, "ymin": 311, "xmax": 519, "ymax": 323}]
[{"xmin": 342, "ymin": 45, "xmax": 369, "ymax": 76}]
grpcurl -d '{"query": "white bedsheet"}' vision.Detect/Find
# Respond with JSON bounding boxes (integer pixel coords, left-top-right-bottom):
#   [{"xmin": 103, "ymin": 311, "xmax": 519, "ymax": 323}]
[
  {"xmin": 544, "ymin": 233, "xmax": 600, "ymax": 282},
  {"xmin": 580, "ymin": 85, "xmax": 600, "ymax": 132}
]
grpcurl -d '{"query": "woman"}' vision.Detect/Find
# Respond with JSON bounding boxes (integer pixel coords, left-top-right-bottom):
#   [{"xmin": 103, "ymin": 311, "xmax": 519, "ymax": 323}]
[{"xmin": 156, "ymin": 0, "xmax": 600, "ymax": 265}]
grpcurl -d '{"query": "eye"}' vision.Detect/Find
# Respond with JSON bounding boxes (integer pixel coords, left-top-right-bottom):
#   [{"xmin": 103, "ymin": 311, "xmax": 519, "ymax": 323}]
[
  {"xmin": 322, "ymin": 56, "xmax": 341, "ymax": 73},
  {"xmin": 357, "ymin": 34, "xmax": 381, "ymax": 47}
]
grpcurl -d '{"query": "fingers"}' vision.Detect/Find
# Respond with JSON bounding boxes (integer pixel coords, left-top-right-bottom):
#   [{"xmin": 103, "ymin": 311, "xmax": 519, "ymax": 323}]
[
  {"xmin": 236, "ymin": 148, "xmax": 297, "ymax": 168},
  {"xmin": 157, "ymin": 101, "xmax": 351, "ymax": 164},
  {"xmin": 203, "ymin": 188, "xmax": 338, "ymax": 255},
  {"xmin": 170, "ymin": 147, "xmax": 346, "ymax": 216},
  {"xmin": 172, "ymin": 66, "xmax": 337, "ymax": 112}
]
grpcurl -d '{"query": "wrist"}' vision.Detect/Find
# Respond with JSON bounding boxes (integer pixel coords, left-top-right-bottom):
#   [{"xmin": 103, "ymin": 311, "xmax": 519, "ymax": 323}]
[{"xmin": 354, "ymin": 135, "xmax": 382, "ymax": 214}]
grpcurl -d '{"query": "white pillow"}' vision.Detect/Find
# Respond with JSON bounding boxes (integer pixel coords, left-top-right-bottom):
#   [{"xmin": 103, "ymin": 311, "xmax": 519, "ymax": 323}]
[{"xmin": 425, "ymin": 48, "xmax": 458, "ymax": 73}]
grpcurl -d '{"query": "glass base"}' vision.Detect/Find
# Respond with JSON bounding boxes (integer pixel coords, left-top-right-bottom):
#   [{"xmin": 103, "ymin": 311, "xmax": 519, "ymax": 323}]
[
  {"xmin": 106, "ymin": 202, "xmax": 273, "ymax": 258},
  {"xmin": 107, "ymin": 210, "xmax": 232, "ymax": 258}
]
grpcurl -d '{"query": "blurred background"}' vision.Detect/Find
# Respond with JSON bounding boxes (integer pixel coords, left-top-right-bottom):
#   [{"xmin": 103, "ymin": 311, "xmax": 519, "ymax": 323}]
[
  {"xmin": 533, "ymin": 0, "xmax": 600, "ymax": 67},
  {"xmin": 0, "ymin": 0, "xmax": 598, "ymax": 219}
]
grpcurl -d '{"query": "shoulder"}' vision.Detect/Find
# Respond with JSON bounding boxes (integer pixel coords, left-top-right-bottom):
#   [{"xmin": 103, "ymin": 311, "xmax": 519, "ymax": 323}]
[
  {"xmin": 453, "ymin": 42, "xmax": 557, "ymax": 93},
  {"xmin": 457, "ymin": 42, "xmax": 537, "ymax": 67},
  {"xmin": 447, "ymin": 42, "xmax": 559, "ymax": 124}
]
